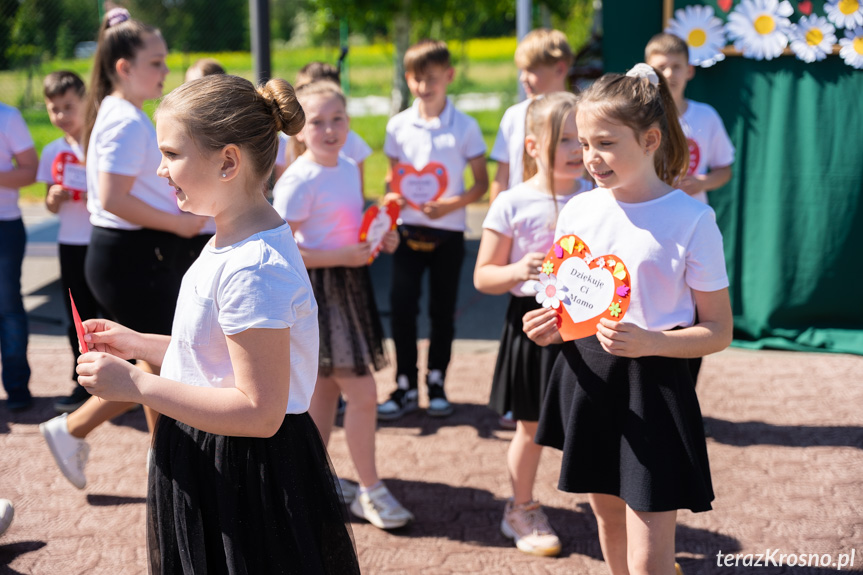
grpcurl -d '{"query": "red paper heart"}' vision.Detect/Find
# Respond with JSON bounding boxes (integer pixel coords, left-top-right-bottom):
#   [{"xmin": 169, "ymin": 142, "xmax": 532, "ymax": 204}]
[
  {"xmin": 51, "ymin": 152, "xmax": 87, "ymax": 198},
  {"xmin": 536, "ymin": 234, "xmax": 631, "ymax": 341},
  {"xmin": 798, "ymin": 0, "xmax": 812, "ymax": 14},
  {"xmin": 718, "ymin": 0, "xmax": 732, "ymax": 12},
  {"xmin": 358, "ymin": 202, "xmax": 399, "ymax": 263},
  {"xmin": 391, "ymin": 162, "xmax": 448, "ymax": 210}
]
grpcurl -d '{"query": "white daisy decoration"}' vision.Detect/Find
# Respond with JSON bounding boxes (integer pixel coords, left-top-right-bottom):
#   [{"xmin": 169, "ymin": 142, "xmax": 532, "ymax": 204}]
[
  {"xmin": 666, "ymin": 5, "xmax": 727, "ymax": 67},
  {"xmin": 533, "ymin": 273, "xmax": 566, "ymax": 310},
  {"xmin": 790, "ymin": 15, "xmax": 838, "ymax": 62},
  {"xmin": 825, "ymin": 0, "xmax": 863, "ymax": 30},
  {"xmin": 839, "ymin": 25, "xmax": 863, "ymax": 68},
  {"xmin": 726, "ymin": 0, "xmax": 794, "ymax": 60}
]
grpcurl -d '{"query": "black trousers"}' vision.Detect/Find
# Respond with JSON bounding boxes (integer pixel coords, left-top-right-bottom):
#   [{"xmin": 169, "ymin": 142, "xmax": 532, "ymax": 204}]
[
  {"xmin": 389, "ymin": 225, "xmax": 465, "ymax": 389},
  {"xmin": 59, "ymin": 243, "xmax": 104, "ymax": 383}
]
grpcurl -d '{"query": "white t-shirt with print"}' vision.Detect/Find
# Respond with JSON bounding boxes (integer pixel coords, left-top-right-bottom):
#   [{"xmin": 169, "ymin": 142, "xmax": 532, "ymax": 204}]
[
  {"xmin": 86, "ymin": 96, "xmax": 179, "ymax": 230},
  {"xmin": 0, "ymin": 103, "xmax": 35, "ymax": 221},
  {"xmin": 679, "ymin": 99, "xmax": 735, "ymax": 204},
  {"xmin": 483, "ymin": 179, "xmax": 593, "ymax": 296},
  {"xmin": 160, "ymin": 222, "xmax": 319, "ymax": 415},
  {"xmin": 272, "ymin": 155, "xmax": 363, "ymax": 251},
  {"xmin": 384, "ymin": 98, "xmax": 487, "ymax": 232},
  {"xmin": 554, "ymin": 188, "xmax": 728, "ymax": 331},
  {"xmin": 276, "ymin": 130, "xmax": 372, "ymax": 169},
  {"xmin": 37, "ymin": 137, "xmax": 92, "ymax": 245},
  {"xmin": 490, "ymin": 98, "xmax": 531, "ymax": 190}
]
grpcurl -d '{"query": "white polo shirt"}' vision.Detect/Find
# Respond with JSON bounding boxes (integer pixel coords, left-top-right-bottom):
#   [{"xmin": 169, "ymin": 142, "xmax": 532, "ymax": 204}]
[
  {"xmin": 384, "ymin": 98, "xmax": 487, "ymax": 232},
  {"xmin": 36, "ymin": 137, "xmax": 92, "ymax": 245},
  {"xmin": 490, "ymin": 98, "xmax": 531, "ymax": 190},
  {"xmin": 0, "ymin": 103, "xmax": 35, "ymax": 221}
]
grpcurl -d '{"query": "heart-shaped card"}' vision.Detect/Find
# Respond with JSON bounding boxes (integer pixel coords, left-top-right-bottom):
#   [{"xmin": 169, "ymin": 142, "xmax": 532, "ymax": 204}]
[
  {"xmin": 359, "ymin": 203, "xmax": 400, "ymax": 263},
  {"xmin": 533, "ymin": 234, "xmax": 632, "ymax": 341},
  {"xmin": 391, "ymin": 162, "xmax": 448, "ymax": 210},
  {"xmin": 51, "ymin": 152, "xmax": 87, "ymax": 200}
]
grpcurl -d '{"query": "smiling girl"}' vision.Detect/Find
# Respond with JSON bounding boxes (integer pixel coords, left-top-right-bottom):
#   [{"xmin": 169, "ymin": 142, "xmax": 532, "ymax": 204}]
[{"xmin": 524, "ymin": 64, "xmax": 732, "ymax": 575}]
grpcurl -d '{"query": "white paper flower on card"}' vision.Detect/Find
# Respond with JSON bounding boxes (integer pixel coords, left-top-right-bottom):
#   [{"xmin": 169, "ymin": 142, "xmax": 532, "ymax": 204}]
[
  {"xmin": 825, "ymin": 0, "xmax": 863, "ymax": 30},
  {"xmin": 726, "ymin": 0, "xmax": 794, "ymax": 60},
  {"xmin": 666, "ymin": 5, "xmax": 727, "ymax": 67},
  {"xmin": 839, "ymin": 25, "xmax": 863, "ymax": 68},
  {"xmin": 789, "ymin": 15, "xmax": 838, "ymax": 62},
  {"xmin": 534, "ymin": 273, "xmax": 566, "ymax": 310}
]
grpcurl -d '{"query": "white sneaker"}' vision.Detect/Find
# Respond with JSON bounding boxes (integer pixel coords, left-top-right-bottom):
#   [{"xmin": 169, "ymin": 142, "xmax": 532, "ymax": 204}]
[
  {"xmin": 40, "ymin": 414, "xmax": 90, "ymax": 489},
  {"xmin": 337, "ymin": 478, "xmax": 358, "ymax": 504},
  {"xmin": 0, "ymin": 499, "xmax": 14, "ymax": 537},
  {"xmin": 350, "ymin": 483, "xmax": 414, "ymax": 529}
]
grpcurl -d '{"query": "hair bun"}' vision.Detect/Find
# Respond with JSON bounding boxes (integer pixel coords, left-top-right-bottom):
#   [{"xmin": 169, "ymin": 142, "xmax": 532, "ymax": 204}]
[{"xmin": 258, "ymin": 79, "xmax": 304, "ymax": 137}]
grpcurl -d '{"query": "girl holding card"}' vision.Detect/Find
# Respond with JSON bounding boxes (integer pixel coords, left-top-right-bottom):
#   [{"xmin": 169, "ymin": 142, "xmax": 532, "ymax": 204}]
[
  {"xmin": 76, "ymin": 73, "xmax": 359, "ymax": 573},
  {"xmin": 474, "ymin": 92, "xmax": 592, "ymax": 557},
  {"xmin": 524, "ymin": 65, "xmax": 732, "ymax": 575},
  {"xmin": 271, "ymin": 80, "xmax": 413, "ymax": 530}
]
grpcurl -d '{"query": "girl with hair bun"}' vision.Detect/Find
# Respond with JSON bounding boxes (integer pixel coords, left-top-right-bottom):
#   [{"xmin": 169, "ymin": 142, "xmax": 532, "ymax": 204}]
[
  {"xmin": 76, "ymin": 73, "xmax": 360, "ymax": 573},
  {"xmin": 525, "ymin": 64, "xmax": 733, "ymax": 575}
]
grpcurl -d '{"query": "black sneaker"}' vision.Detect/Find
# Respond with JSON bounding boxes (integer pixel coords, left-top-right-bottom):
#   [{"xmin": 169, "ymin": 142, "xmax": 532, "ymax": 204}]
[
  {"xmin": 427, "ymin": 384, "xmax": 454, "ymax": 417},
  {"xmin": 377, "ymin": 381, "xmax": 419, "ymax": 422},
  {"xmin": 54, "ymin": 385, "xmax": 91, "ymax": 414}
]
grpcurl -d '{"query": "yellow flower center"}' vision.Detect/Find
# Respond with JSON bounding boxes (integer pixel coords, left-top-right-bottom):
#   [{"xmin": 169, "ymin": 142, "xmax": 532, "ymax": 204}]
[
  {"xmin": 805, "ymin": 27, "xmax": 824, "ymax": 46},
  {"xmin": 754, "ymin": 14, "xmax": 776, "ymax": 35},
  {"xmin": 688, "ymin": 28, "xmax": 707, "ymax": 48},
  {"xmin": 854, "ymin": 36, "xmax": 863, "ymax": 55},
  {"xmin": 839, "ymin": 0, "xmax": 859, "ymax": 16}
]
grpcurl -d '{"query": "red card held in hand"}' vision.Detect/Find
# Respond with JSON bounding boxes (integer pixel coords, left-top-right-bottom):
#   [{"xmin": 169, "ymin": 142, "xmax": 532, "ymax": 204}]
[{"xmin": 69, "ymin": 289, "xmax": 88, "ymax": 354}]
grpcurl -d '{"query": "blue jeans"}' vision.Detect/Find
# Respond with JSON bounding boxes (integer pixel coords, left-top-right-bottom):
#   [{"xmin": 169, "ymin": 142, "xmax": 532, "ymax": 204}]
[{"xmin": 0, "ymin": 218, "xmax": 31, "ymax": 403}]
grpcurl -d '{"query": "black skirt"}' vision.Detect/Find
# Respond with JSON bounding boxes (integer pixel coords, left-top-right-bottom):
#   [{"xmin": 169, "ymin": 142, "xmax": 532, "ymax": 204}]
[
  {"xmin": 488, "ymin": 295, "xmax": 563, "ymax": 421},
  {"xmin": 147, "ymin": 413, "xmax": 360, "ymax": 575},
  {"xmin": 536, "ymin": 336, "xmax": 714, "ymax": 513},
  {"xmin": 309, "ymin": 266, "xmax": 387, "ymax": 376}
]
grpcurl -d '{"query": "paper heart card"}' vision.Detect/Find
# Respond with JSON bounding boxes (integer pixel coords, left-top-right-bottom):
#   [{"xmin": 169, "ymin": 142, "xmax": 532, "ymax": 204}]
[
  {"xmin": 359, "ymin": 203, "xmax": 399, "ymax": 263},
  {"xmin": 391, "ymin": 162, "xmax": 448, "ymax": 210},
  {"xmin": 51, "ymin": 152, "xmax": 87, "ymax": 201},
  {"xmin": 533, "ymin": 234, "xmax": 632, "ymax": 341}
]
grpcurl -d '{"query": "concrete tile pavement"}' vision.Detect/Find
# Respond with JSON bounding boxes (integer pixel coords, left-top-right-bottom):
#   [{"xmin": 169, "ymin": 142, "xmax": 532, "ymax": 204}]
[{"xmin": 2, "ymin": 202, "xmax": 862, "ymax": 574}]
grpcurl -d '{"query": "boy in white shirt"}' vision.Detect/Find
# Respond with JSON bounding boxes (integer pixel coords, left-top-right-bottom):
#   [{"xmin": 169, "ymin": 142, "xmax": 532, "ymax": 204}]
[
  {"xmin": 645, "ymin": 33, "xmax": 735, "ymax": 204},
  {"xmin": 378, "ymin": 39, "xmax": 488, "ymax": 420},
  {"xmin": 489, "ymin": 28, "xmax": 573, "ymax": 203},
  {"xmin": 0, "ymin": 102, "xmax": 37, "ymax": 412},
  {"xmin": 37, "ymin": 71, "xmax": 105, "ymax": 413}
]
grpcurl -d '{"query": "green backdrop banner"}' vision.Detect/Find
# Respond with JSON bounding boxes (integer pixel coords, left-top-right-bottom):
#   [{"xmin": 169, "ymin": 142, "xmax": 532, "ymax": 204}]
[{"xmin": 604, "ymin": 1, "xmax": 863, "ymax": 355}]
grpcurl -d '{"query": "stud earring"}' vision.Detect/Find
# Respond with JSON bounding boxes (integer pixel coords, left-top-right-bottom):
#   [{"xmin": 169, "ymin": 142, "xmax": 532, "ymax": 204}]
[{"xmin": 221, "ymin": 173, "xmax": 227, "ymax": 178}]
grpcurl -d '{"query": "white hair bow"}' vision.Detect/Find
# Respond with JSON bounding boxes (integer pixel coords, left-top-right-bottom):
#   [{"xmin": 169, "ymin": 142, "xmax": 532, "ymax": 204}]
[{"xmin": 626, "ymin": 63, "xmax": 660, "ymax": 87}]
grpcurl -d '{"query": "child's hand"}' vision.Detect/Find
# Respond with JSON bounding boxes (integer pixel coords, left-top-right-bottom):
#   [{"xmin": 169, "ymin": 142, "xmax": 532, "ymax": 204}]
[
  {"xmin": 511, "ymin": 252, "xmax": 545, "ymax": 283},
  {"xmin": 523, "ymin": 307, "xmax": 563, "ymax": 347},
  {"xmin": 77, "ymin": 352, "xmax": 143, "ymax": 403},
  {"xmin": 383, "ymin": 192, "xmax": 406, "ymax": 209},
  {"xmin": 422, "ymin": 198, "xmax": 457, "ymax": 220},
  {"xmin": 174, "ymin": 213, "xmax": 208, "ymax": 239},
  {"xmin": 45, "ymin": 185, "xmax": 70, "ymax": 213},
  {"xmin": 595, "ymin": 318, "xmax": 657, "ymax": 358},
  {"xmin": 381, "ymin": 229, "xmax": 400, "ymax": 254},
  {"xmin": 677, "ymin": 175, "xmax": 706, "ymax": 197},
  {"xmin": 82, "ymin": 319, "xmax": 142, "ymax": 360},
  {"xmin": 341, "ymin": 242, "xmax": 373, "ymax": 267}
]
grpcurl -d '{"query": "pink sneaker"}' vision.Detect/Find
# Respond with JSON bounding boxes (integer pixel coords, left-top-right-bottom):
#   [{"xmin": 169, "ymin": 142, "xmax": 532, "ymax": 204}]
[{"xmin": 500, "ymin": 499, "xmax": 561, "ymax": 556}]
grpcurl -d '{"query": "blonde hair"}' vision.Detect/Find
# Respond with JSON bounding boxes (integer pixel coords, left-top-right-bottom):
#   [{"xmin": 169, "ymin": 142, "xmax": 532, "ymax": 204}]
[
  {"xmin": 295, "ymin": 61, "xmax": 340, "ymax": 89},
  {"xmin": 404, "ymin": 39, "xmax": 451, "ymax": 76},
  {"xmin": 522, "ymin": 92, "xmax": 579, "ymax": 211},
  {"xmin": 578, "ymin": 66, "xmax": 688, "ymax": 185},
  {"xmin": 514, "ymin": 28, "xmax": 573, "ymax": 70},
  {"xmin": 645, "ymin": 32, "xmax": 690, "ymax": 62},
  {"xmin": 289, "ymin": 81, "xmax": 346, "ymax": 159},
  {"xmin": 156, "ymin": 75, "xmax": 304, "ymax": 182}
]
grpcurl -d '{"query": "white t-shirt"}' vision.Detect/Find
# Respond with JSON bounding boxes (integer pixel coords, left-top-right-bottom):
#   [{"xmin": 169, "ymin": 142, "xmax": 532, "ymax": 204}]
[
  {"xmin": 0, "ymin": 103, "xmax": 35, "ymax": 221},
  {"xmin": 679, "ymin": 99, "xmax": 735, "ymax": 204},
  {"xmin": 37, "ymin": 137, "xmax": 92, "ymax": 245},
  {"xmin": 86, "ymin": 96, "xmax": 179, "ymax": 230},
  {"xmin": 272, "ymin": 155, "xmax": 363, "ymax": 250},
  {"xmin": 276, "ymin": 130, "xmax": 372, "ymax": 169},
  {"xmin": 554, "ymin": 188, "xmax": 728, "ymax": 332},
  {"xmin": 483, "ymin": 179, "xmax": 593, "ymax": 296},
  {"xmin": 490, "ymin": 98, "xmax": 531, "ymax": 190},
  {"xmin": 384, "ymin": 98, "xmax": 487, "ymax": 232},
  {"xmin": 160, "ymin": 222, "xmax": 319, "ymax": 415}
]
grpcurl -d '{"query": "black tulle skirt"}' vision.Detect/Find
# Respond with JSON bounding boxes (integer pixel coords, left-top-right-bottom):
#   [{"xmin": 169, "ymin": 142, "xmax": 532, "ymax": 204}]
[
  {"xmin": 488, "ymin": 296, "xmax": 563, "ymax": 421},
  {"xmin": 147, "ymin": 413, "xmax": 360, "ymax": 574},
  {"xmin": 309, "ymin": 266, "xmax": 387, "ymax": 376},
  {"xmin": 536, "ymin": 336, "xmax": 715, "ymax": 513}
]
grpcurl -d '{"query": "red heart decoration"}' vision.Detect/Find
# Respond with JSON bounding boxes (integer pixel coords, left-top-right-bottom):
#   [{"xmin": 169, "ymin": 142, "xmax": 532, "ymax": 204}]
[
  {"xmin": 358, "ymin": 202, "xmax": 400, "ymax": 263},
  {"xmin": 51, "ymin": 151, "xmax": 87, "ymax": 200},
  {"xmin": 391, "ymin": 162, "xmax": 448, "ymax": 210},
  {"xmin": 536, "ymin": 234, "xmax": 631, "ymax": 341},
  {"xmin": 718, "ymin": 0, "xmax": 732, "ymax": 12},
  {"xmin": 798, "ymin": 0, "xmax": 812, "ymax": 14}
]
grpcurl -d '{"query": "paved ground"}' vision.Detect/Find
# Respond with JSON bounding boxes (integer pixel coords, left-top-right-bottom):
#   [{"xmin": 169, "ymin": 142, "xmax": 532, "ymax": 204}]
[{"xmin": 1, "ymin": 204, "xmax": 862, "ymax": 574}]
